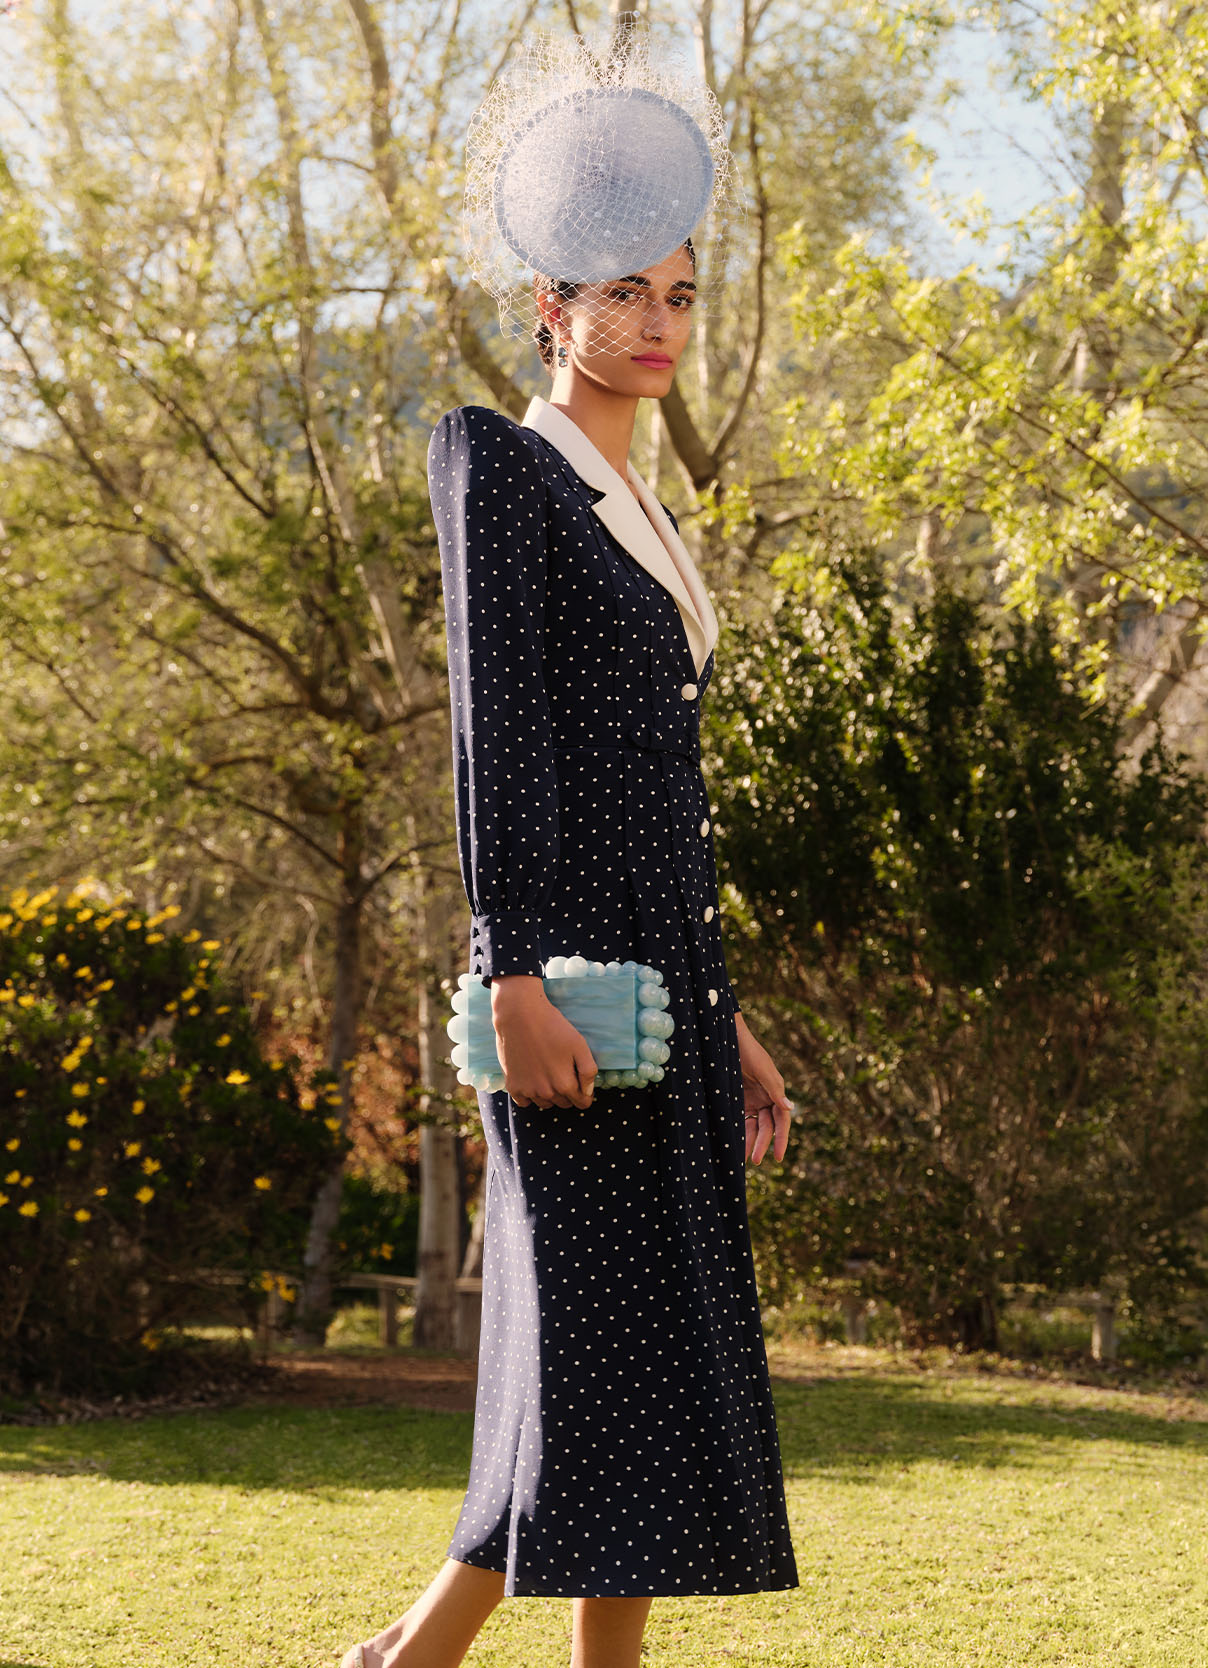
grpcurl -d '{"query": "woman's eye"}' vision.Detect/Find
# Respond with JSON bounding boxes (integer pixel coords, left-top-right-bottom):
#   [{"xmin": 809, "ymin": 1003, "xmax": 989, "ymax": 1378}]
[{"xmin": 610, "ymin": 288, "xmax": 635, "ymax": 302}]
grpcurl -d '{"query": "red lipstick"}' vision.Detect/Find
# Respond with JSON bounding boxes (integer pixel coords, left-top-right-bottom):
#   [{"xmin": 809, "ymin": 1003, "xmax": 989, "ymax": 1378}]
[{"xmin": 632, "ymin": 354, "xmax": 673, "ymax": 368}]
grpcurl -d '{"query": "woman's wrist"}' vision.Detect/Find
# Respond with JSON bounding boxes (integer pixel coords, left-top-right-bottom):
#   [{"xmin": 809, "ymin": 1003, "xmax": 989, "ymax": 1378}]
[{"xmin": 489, "ymin": 973, "xmax": 549, "ymax": 1006}]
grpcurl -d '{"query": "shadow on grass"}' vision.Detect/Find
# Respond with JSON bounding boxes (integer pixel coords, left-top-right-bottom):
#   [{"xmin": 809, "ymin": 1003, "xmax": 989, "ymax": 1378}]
[
  {"xmin": 0, "ymin": 1376, "xmax": 1205, "ymax": 1492},
  {"xmin": 770, "ymin": 1372, "xmax": 1208, "ymax": 1484}
]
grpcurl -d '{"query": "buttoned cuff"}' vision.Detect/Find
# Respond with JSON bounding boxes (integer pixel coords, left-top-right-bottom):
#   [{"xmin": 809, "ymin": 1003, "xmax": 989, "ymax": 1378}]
[{"xmin": 471, "ymin": 911, "xmax": 546, "ymax": 979}]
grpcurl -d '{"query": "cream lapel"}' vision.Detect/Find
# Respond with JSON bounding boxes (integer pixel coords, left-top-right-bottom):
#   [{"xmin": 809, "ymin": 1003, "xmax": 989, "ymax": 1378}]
[{"xmin": 522, "ymin": 396, "xmax": 718, "ymax": 677}]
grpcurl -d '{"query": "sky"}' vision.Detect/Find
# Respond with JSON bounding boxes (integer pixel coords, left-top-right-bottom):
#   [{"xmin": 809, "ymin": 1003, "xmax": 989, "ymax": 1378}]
[
  {"xmin": 904, "ymin": 18, "xmax": 1064, "ymax": 273},
  {"xmin": 1, "ymin": 2, "xmax": 1065, "ymax": 278}
]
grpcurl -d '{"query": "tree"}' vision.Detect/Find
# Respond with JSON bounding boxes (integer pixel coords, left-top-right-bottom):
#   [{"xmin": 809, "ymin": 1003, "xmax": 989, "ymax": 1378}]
[{"xmin": 762, "ymin": 0, "xmax": 1208, "ymax": 748}]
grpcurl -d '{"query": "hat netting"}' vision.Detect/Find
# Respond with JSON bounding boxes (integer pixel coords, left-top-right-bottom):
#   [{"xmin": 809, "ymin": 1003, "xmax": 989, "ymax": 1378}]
[{"xmin": 463, "ymin": 26, "xmax": 742, "ymax": 356}]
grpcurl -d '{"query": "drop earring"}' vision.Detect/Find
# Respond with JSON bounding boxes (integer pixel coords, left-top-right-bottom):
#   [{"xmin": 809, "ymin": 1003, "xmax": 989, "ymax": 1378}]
[{"xmin": 557, "ymin": 341, "xmax": 569, "ymax": 368}]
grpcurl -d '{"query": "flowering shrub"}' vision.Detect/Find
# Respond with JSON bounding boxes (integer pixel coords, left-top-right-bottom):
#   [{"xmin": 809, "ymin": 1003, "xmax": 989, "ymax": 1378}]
[{"xmin": 0, "ymin": 882, "xmax": 347, "ymax": 1392}]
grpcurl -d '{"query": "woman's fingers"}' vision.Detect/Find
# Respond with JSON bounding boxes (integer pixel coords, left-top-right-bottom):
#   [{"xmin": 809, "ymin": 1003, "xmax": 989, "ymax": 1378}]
[{"xmin": 746, "ymin": 1103, "xmax": 792, "ymax": 1164}]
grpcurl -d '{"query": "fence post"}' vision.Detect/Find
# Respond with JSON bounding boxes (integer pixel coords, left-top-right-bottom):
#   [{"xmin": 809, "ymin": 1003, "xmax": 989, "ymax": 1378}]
[
  {"xmin": 378, "ymin": 1283, "xmax": 398, "ymax": 1348},
  {"xmin": 258, "ymin": 1284, "xmax": 286, "ymax": 1352},
  {"xmin": 1092, "ymin": 1296, "xmax": 1117, "ymax": 1362},
  {"xmin": 840, "ymin": 1291, "xmax": 869, "ymax": 1344}
]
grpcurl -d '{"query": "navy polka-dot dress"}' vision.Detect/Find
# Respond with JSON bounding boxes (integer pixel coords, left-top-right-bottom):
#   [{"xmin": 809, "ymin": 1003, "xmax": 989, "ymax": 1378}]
[{"xmin": 427, "ymin": 399, "xmax": 799, "ymax": 1599}]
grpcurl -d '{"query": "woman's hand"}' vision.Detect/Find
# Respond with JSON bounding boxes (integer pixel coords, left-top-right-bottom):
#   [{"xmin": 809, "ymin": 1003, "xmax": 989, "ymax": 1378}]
[
  {"xmin": 735, "ymin": 1012, "xmax": 793, "ymax": 1164},
  {"xmin": 490, "ymin": 975, "xmax": 598, "ymax": 1109}
]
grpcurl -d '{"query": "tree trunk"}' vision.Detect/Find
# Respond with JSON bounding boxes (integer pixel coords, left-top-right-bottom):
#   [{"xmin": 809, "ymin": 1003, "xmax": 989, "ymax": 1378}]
[
  {"xmin": 293, "ymin": 804, "xmax": 365, "ymax": 1347},
  {"xmin": 461, "ymin": 1170, "xmax": 487, "ymax": 1280},
  {"xmin": 412, "ymin": 870, "xmax": 463, "ymax": 1350}
]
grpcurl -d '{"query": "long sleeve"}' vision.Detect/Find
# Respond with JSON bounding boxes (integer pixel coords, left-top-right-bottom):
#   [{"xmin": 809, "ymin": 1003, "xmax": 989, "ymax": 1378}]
[{"xmin": 429, "ymin": 406, "xmax": 560, "ymax": 981}]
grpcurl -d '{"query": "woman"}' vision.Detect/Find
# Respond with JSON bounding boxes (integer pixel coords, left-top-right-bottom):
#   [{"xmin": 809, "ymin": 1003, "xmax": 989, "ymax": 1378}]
[{"xmin": 340, "ymin": 235, "xmax": 798, "ymax": 1668}]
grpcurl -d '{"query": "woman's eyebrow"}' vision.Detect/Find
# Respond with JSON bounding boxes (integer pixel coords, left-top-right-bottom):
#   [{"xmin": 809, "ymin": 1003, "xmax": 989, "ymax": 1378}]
[{"xmin": 614, "ymin": 275, "xmax": 698, "ymax": 294}]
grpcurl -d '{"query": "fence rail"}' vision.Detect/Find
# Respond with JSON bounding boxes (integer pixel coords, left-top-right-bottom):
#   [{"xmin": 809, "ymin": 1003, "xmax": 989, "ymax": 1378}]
[{"xmin": 833, "ymin": 1265, "xmax": 1127, "ymax": 1360}]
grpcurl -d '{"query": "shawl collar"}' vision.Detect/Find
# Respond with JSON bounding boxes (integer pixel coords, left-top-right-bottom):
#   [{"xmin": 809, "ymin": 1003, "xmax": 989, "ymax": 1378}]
[{"xmin": 522, "ymin": 395, "xmax": 718, "ymax": 677}]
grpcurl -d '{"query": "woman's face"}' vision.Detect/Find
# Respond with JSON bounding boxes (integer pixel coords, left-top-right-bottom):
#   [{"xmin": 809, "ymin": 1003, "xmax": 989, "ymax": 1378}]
[{"xmin": 550, "ymin": 244, "xmax": 697, "ymax": 397}]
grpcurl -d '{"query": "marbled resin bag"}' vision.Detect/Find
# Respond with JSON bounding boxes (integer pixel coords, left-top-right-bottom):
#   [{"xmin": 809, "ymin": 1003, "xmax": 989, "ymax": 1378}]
[{"xmin": 447, "ymin": 955, "xmax": 675, "ymax": 1094}]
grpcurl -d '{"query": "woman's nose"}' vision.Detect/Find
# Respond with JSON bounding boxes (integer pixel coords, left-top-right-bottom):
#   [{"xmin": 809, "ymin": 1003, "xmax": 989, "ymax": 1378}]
[{"xmin": 642, "ymin": 303, "xmax": 672, "ymax": 339}]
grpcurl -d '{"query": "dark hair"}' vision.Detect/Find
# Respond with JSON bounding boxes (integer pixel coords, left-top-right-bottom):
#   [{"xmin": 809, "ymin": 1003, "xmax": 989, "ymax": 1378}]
[{"xmin": 533, "ymin": 238, "xmax": 696, "ymax": 372}]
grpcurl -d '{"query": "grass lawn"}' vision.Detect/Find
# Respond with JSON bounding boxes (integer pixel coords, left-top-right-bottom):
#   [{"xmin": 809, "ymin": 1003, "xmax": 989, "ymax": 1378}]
[{"xmin": 3, "ymin": 1345, "xmax": 1207, "ymax": 1667}]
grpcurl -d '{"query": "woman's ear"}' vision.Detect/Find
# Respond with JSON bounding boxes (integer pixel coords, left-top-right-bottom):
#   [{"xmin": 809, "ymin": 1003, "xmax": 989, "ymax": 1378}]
[{"xmin": 535, "ymin": 290, "xmax": 561, "ymax": 334}]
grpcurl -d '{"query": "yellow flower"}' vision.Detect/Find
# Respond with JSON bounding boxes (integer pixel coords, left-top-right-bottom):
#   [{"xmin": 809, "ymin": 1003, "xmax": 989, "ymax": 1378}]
[
  {"xmin": 270, "ymin": 1060, "xmax": 283, "ymax": 1071},
  {"xmin": 216, "ymin": 1034, "xmax": 231, "ymax": 1047},
  {"xmin": 61, "ymin": 1053, "xmax": 82, "ymax": 1072},
  {"xmin": 67, "ymin": 1138, "xmax": 82, "ymax": 1152},
  {"xmin": 145, "ymin": 933, "xmax": 164, "ymax": 944},
  {"xmin": 180, "ymin": 987, "xmax": 196, "ymax": 1001},
  {"xmin": 0, "ymin": 1193, "xmax": 8, "ymax": 1207},
  {"xmin": 70, "ymin": 1083, "xmax": 89, "ymax": 1099},
  {"xmin": 202, "ymin": 939, "xmax": 220, "ymax": 951},
  {"xmin": 20, "ymin": 1175, "xmax": 32, "ymax": 1187},
  {"xmin": 164, "ymin": 1001, "xmax": 178, "ymax": 1013},
  {"xmin": 379, "ymin": 1243, "xmax": 393, "ymax": 1260},
  {"xmin": 225, "ymin": 1069, "xmax": 251, "ymax": 1086},
  {"xmin": 54, "ymin": 952, "xmax": 69, "ymax": 967},
  {"xmin": 324, "ymin": 1117, "xmax": 341, "ymax": 1133},
  {"xmin": 124, "ymin": 1141, "xmax": 142, "ymax": 1158},
  {"xmin": 95, "ymin": 979, "xmax": 114, "ymax": 992},
  {"xmin": 141, "ymin": 1158, "xmax": 161, "ymax": 1176},
  {"xmin": 253, "ymin": 1176, "xmax": 272, "ymax": 1191},
  {"xmin": 73, "ymin": 965, "xmax": 93, "ymax": 978},
  {"xmin": 73, "ymin": 1208, "xmax": 91, "ymax": 1223},
  {"xmin": 94, "ymin": 1186, "xmax": 108, "ymax": 1198},
  {"xmin": 4, "ymin": 1138, "xmax": 18, "ymax": 1152},
  {"xmin": 3, "ymin": 1170, "xmax": 17, "ymax": 1185},
  {"xmin": 125, "ymin": 918, "xmax": 142, "ymax": 931},
  {"xmin": 250, "ymin": 991, "xmax": 267, "ymax": 1001},
  {"xmin": 132, "ymin": 1100, "xmax": 145, "ymax": 1115},
  {"xmin": 17, "ymin": 994, "xmax": 35, "ymax": 1008},
  {"xmin": 140, "ymin": 1329, "xmax": 159, "ymax": 1350},
  {"xmin": 216, "ymin": 1005, "xmax": 230, "ymax": 1015},
  {"xmin": 187, "ymin": 1005, "xmax": 200, "ymax": 1016},
  {"xmin": 182, "ymin": 929, "xmax": 201, "ymax": 943},
  {"xmin": 135, "ymin": 1185, "xmax": 155, "ymax": 1205},
  {"xmin": 0, "ymin": 989, "xmax": 13, "ymax": 1003},
  {"xmin": 299, "ymin": 1092, "xmax": 316, "ymax": 1110},
  {"xmin": 76, "ymin": 907, "xmax": 94, "ymax": 922},
  {"xmin": 18, "ymin": 1200, "xmax": 38, "ymax": 1217},
  {"xmin": 66, "ymin": 1110, "xmax": 88, "ymax": 1128}
]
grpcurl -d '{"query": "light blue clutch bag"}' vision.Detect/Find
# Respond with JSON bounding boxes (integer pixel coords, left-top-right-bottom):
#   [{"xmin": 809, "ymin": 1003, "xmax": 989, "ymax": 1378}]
[{"xmin": 447, "ymin": 955, "xmax": 675, "ymax": 1094}]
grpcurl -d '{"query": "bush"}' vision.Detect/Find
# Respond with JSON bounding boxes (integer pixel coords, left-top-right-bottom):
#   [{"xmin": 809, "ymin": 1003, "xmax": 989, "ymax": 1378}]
[
  {"xmin": 334, "ymin": 1171, "xmax": 420, "ymax": 1276},
  {"xmin": 0, "ymin": 881, "xmax": 346, "ymax": 1392},
  {"xmin": 712, "ymin": 563, "xmax": 1208, "ymax": 1347}
]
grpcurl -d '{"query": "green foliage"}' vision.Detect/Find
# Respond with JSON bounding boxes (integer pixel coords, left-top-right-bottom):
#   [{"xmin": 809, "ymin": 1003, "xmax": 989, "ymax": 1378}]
[
  {"xmin": 710, "ymin": 559, "xmax": 1208, "ymax": 1345},
  {"xmin": 0, "ymin": 881, "xmax": 347, "ymax": 1393},
  {"xmin": 770, "ymin": 2, "xmax": 1208, "ymax": 707},
  {"xmin": 335, "ymin": 1171, "xmax": 419, "ymax": 1276}
]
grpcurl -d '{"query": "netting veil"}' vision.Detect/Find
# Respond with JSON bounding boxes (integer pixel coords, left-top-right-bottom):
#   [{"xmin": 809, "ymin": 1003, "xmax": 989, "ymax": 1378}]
[{"xmin": 462, "ymin": 27, "xmax": 741, "ymax": 355}]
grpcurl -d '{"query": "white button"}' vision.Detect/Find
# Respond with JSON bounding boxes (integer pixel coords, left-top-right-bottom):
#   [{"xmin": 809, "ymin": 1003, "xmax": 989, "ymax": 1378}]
[
  {"xmin": 700, "ymin": 819, "xmax": 710, "ymax": 836},
  {"xmin": 681, "ymin": 682, "xmax": 698, "ymax": 700},
  {"xmin": 703, "ymin": 905, "xmax": 714, "ymax": 922},
  {"xmin": 708, "ymin": 988, "xmax": 718, "ymax": 1005}
]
